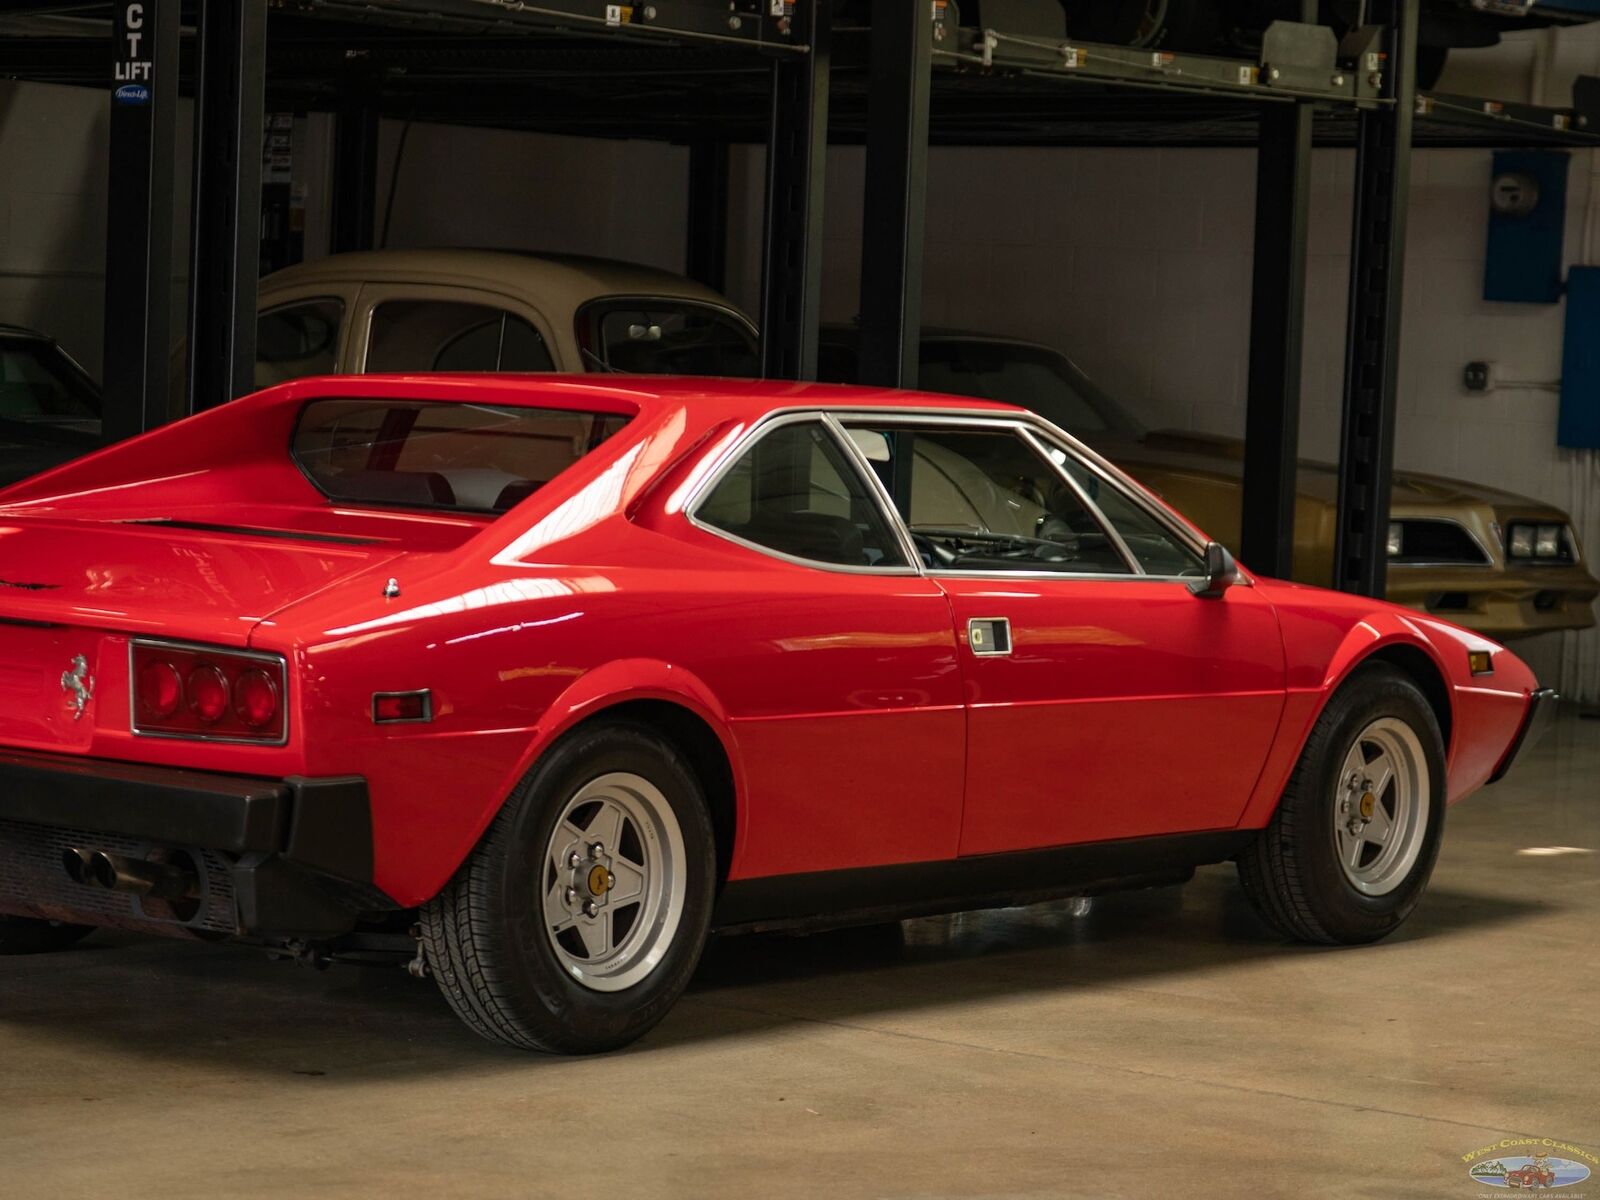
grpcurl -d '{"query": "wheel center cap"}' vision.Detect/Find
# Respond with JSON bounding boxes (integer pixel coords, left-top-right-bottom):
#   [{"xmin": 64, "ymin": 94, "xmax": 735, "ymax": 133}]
[
  {"xmin": 587, "ymin": 864, "xmax": 612, "ymax": 896},
  {"xmin": 1359, "ymin": 792, "xmax": 1376, "ymax": 821}
]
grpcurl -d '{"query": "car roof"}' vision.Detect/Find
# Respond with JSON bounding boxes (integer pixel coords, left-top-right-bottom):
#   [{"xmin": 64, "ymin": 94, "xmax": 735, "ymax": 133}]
[
  {"xmin": 259, "ymin": 249, "xmax": 746, "ymax": 317},
  {"xmin": 267, "ymin": 371, "xmax": 1022, "ymax": 421}
]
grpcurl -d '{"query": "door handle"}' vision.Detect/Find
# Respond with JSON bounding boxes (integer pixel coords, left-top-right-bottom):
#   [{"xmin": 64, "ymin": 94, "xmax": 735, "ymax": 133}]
[{"xmin": 967, "ymin": 617, "xmax": 1012, "ymax": 656}]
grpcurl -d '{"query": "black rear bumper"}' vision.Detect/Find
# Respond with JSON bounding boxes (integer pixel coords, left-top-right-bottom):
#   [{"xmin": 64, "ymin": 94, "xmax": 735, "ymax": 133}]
[
  {"xmin": 0, "ymin": 748, "xmax": 382, "ymax": 939},
  {"xmin": 1489, "ymin": 688, "xmax": 1560, "ymax": 784}
]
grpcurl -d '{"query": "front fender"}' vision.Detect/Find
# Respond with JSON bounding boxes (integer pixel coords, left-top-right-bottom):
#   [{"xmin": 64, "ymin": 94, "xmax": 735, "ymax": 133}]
[{"xmin": 1238, "ymin": 601, "xmax": 1464, "ymax": 829}]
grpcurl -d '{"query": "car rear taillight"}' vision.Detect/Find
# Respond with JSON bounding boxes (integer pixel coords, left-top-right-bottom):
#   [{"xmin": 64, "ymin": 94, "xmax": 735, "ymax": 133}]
[{"xmin": 130, "ymin": 640, "xmax": 287, "ymax": 744}]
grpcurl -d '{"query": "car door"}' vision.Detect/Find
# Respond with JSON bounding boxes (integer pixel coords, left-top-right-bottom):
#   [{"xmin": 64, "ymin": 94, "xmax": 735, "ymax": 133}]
[
  {"xmin": 838, "ymin": 413, "xmax": 1286, "ymax": 855},
  {"xmin": 680, "ymin": 413, "xmax": 966, "ymax": 879}
]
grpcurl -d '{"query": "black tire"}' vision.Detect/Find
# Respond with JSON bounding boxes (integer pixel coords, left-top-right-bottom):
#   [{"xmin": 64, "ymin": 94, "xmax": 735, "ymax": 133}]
[
  {"xmin": 420, "ymin": 721, "xmax": 716, "ymax": 1053},
  {"xmin": 0, "ymin": 916, "xmax": 94, "ymax": 955},
  {"xmin": 1237, "ymin": 663, "xmax": 1446, "ymax": 945}
]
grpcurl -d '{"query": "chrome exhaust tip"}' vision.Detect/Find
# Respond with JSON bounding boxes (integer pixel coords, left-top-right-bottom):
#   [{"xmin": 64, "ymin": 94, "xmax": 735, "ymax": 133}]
[
  {"xmin": 85, "ymin": 850, "xmax": 200, "ymax": 901},
  {"xmin": 61, "ymin": 847, "xmax": 95, "ymax": 886}
]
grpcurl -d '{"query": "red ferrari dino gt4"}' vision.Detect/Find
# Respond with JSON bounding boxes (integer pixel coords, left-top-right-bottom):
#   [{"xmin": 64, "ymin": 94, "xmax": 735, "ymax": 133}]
[{"xmin": 0, "ymin": 375, "xmax": 1553, "ymax": 1051}]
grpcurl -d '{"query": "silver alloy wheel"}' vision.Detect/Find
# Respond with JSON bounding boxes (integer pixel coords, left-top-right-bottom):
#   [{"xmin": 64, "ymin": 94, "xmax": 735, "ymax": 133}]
[
  {"xmin": 1332, "ymin": 717, "xmax": 1431, "ymax": 896},
  {"xmin": 542, "ymin": 771, "xmax": 686, "ymax": 993}
]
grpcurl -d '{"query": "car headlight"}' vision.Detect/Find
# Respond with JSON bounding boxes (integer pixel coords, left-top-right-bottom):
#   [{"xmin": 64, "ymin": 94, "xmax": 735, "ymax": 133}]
[
  {"xmin": 1506, "ymin": 521, "xmax": 1572, "ymax": 562},
  {"xmin": 1386, "ymin": 522, "xmax": 1404, "ymax": 557}
]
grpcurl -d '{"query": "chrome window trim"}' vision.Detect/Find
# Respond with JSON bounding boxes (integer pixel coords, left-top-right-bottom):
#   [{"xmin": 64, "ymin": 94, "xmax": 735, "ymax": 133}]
[
  {"xmin": 1017, "ymin": 425, "xmax": 1142, "ymax": 575},
  {"xmin": 820, "ymin": 407, "xmax": 1212, "ymax": 561},
  {"xmin": 822, "ymin": 412, "xmax": 926, "ymax": 572},
  {"xmin": 683, "ymin": 411, "xmax": 921, "ymax": 577},
  {"xmin": 833, "ymin": 410, "xmax": 1193, "ymax": 582},
  {"xmin": 681, "ymin": 403, "xmax": 1216, "ymax": 585},
  {"xmin": 128, "ymin": 637, "xmax": 290, "ymax": 747},
  {"xmin": 1022, "ymin": 426, "xmax": 1211, "ymax": 563}
]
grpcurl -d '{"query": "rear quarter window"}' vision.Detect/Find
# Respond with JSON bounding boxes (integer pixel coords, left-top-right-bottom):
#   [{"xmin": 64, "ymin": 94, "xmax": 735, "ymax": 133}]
[{"xmin": 291, "ymin": 399, "xmax": 629, "ymax": 513}]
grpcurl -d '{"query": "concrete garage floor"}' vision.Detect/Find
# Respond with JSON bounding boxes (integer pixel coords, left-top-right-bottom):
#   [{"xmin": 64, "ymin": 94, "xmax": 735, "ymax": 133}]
[{"xmin": 0, "ymin": 716, "xmax": 1595, "ymax": 1200}]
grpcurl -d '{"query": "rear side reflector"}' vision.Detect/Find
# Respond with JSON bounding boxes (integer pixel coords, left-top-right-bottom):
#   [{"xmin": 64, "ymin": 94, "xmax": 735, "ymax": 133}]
[
  {"xmin": 373, "ymin": 690, "xmax": 432, "ymax": 724},
  {"xmin": 130, "ymin": 639, "xmax": 288, "ymax": 744}
]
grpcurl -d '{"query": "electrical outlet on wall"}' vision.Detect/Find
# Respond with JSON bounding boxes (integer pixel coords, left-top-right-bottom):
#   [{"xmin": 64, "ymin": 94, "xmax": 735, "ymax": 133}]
[{"xmin": 1463, "ymin": 360, "xmax": 1497, "ymax": 392}]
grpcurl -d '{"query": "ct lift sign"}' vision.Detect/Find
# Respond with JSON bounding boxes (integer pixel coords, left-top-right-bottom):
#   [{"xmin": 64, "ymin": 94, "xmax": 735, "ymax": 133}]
[{"xmin": 113, "ymin": 2, "xmax": 153, "ymax": 106}]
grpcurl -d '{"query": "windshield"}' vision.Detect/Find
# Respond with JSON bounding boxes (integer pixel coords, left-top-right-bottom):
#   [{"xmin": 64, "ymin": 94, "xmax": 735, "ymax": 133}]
[
  {"xmin": 291, "ymin": 399, "xmax": 629, "ymax": 513},
  {"xmin": 915, "ymin": 340, "xmax": 1142, "ymax": 438},
  {"xmin": 578, "ymin": 300, "xmax": 759, "ymax": 376},
  {"xmin": 0, "ymin": 335, "xmax": 100, "ymax": 426}
]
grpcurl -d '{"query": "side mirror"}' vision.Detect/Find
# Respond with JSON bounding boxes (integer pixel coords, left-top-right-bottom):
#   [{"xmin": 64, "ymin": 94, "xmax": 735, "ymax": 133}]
[{"xmin": 1189, "ymin": 541, "xmax": 1240, "ymax": 599}]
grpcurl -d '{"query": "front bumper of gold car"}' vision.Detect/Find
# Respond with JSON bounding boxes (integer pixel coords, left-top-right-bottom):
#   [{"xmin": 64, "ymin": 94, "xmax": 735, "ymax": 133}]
[{"xmin": 1386, "ymin": 562, "xmax": 1600, "ymax": 639}]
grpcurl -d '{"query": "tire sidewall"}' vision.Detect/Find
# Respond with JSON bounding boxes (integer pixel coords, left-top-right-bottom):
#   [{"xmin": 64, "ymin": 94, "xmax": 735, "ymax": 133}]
[
  {"xmin": 1298, "ymin": 667, "xmax": 1448, "ymax": 942},
  {"xmin": 490, "ymin": 723, "xmax": 715, "ymax": 1052}
]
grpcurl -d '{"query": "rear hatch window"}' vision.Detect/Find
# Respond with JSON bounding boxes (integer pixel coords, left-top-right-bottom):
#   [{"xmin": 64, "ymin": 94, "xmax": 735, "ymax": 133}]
[{"xmin": 291, "ymin": 399, "xmax": 629, "ymax": 513}]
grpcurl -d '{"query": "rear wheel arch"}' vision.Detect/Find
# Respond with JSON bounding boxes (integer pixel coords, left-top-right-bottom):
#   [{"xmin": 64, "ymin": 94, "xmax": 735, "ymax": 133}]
[{"xmin": 561, "ymin": 699, "xmax": 738, "ymax": 888}]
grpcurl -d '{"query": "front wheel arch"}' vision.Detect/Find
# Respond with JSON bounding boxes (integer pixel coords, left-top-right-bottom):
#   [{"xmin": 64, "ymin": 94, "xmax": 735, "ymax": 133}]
[{"xmin": 1365, "ymin": 643, "xmax": 1453, "ymax": 756}]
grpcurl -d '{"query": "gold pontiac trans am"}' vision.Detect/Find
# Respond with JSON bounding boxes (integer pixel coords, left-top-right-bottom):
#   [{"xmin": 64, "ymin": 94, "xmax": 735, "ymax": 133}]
[{"xmin": 250, "ymin": 250, "xmax": 1596, "ymax": 640}]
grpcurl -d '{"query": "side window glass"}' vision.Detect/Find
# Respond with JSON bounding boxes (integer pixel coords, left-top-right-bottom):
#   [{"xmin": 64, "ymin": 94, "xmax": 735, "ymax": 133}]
[
  {"xmin": 579, "ymin": 301, "xmax": 758, "ymax": 376},
  {"xmin": 255, "ymin": 298, "xmax": 343, "ymax": 388},
  {"xmin": 846, "ymin": 424, "xmax": 1132, "ymax": 575},
  {"xmin": 695, "ymin": 420, "xmax": 907, "ymax": 569},
  {"xmin": 1048, "ymin": 447, "xmax": 1205, "ymax": 576},
  {"xmin": 367, "ymin": 301, "xmax": 554, "ymax": 373}
]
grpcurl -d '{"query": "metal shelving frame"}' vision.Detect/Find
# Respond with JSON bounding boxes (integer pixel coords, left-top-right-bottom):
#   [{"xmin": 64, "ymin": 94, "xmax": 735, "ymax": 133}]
[{"xmin": 7, "ymin": 0, "xmax": 1599, "ymax": 591}]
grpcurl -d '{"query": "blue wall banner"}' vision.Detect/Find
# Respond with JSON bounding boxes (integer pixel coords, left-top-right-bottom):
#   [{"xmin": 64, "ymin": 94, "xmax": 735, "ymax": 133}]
[
  {"xmin": 1484, "ymin": 151, "xmax": 1570, "ymax": 304},
  {"xmin": 1560, "ymin": 265, "xmax": 1600, "ymax": 448}
]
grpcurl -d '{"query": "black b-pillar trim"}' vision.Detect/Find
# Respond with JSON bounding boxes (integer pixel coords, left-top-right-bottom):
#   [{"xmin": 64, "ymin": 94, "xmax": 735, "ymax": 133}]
[
  {"xmin": 103, "ymin": 0, "xmax": 180, "ymax": 442},
  {"xmin": 186, "ymin": 0, "xmax": 267, "ymax": 414},
  {"xmin": 856, "ymin": 0, "xmax": 932, "ymax": 390},
  {"xmin": 1335, "ymin": 0, "xmax": 1420, "ymax": 597}
]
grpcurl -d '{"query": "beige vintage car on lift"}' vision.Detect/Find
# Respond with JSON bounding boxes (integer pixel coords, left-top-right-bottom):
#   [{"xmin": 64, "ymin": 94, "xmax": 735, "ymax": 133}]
[{"xmin": 254, "ymin": 249, "xmax": 1598, "ymax": 640}]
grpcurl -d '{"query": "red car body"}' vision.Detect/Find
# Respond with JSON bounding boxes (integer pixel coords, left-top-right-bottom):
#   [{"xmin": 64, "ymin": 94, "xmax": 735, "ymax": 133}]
[{"xmin": 0, "ymin": 375, "xmax": 1545, "ymax": 943}]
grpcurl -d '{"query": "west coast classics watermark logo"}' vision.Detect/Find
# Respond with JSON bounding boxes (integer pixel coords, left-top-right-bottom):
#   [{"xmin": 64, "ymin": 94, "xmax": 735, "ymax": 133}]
[{"xmin": 1464, "ymin": 1139, "xmax": 1596, "ymax": 1191}]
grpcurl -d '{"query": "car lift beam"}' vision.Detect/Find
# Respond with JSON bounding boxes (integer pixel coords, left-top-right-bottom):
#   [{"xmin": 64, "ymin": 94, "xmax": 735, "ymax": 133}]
[
  {"xmin": 686, "ymin": 137, "xmax": 730, "ymax": 295},
  {"xmin": 1240, "ymin": 9, "xmax": 1317, "ymax": 579},
  {"xmin": 102, "ymin": 0, "xmax": 181, "ymax": 442},
  {"xmin": 186, "ymin": 0, "xmax": 268, "ymax": 414},
  {"xmin": 759, "ymin": 0, "xmax": 831, "ymax": 381},
  {"xmin": 1335, "ymin": 0, "xmax": 1421, "ymax": 597},
  {"xmin": 857, "ymin": 1, "xmax": 933, "ymax": 390},
  {"xmin": 331, "ymin": 103, "xmax": 380, "ymax": 254}
]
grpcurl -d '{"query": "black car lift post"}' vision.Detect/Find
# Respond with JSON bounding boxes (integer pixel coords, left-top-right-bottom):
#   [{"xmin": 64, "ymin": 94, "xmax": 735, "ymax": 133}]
[
  {"xmin": 1240, "ymin": 8, "xmax": 1318, "ymax": 580},
  {"xmin": 102, "ymin": 0, "xmax": 180, "ymax": 441},
  {"xmin": 687, "ymin": 138, "xmax": 730, "ymax": 296},
  {"xmin": 186, "ymin": 0, "xmax": 268, "ymax": 414},
  {"xmin": 759, "ymin": 0, "xmax": 831, "ymax": 381},
  {"xmin": 1335, "ymin": 0, "xmax": 1421, "ymax": 597},
  {"xmin": 331, "ymin": 103, "xmax": 381, "ymax": 254},
  {"xmin": 856, "ymin": 0, "xmax": 933, "ymax": 391}
]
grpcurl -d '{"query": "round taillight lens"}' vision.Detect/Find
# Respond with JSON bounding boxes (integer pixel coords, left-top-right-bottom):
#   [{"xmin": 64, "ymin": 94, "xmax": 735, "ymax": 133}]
[
  {"xmin": 234, "ymin": 668, "xmax": 278, "ymax": 730},
  {"xmin": 187, "ymin": 666, "xmax": 230, "ymax": 724},
  {"xmin": 138, "ymin": 660, "xmax": 183, "ymax": 719}
]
